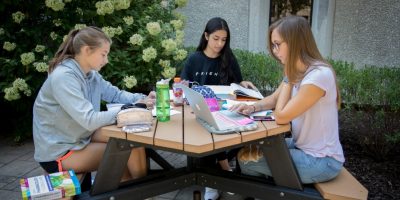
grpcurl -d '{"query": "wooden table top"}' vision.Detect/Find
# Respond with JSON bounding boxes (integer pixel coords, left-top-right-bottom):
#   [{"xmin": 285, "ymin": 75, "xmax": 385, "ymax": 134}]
[{"xmin": 98, "ymin": 105, "xmax": 290, "ymax": 155}]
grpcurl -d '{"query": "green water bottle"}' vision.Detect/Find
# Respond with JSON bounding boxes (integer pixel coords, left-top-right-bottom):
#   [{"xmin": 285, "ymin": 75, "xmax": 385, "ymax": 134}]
[{"xmin": 156, "ymin": 82, "xmax": 170, "ymax": 122}]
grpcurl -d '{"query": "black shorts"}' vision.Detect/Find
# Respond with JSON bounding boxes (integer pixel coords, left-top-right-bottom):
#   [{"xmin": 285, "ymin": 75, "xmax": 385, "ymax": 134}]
[
  {"xmin": 39, "ymin": 151, "xmax": 72, "ymax": 173},
  {"xmin": 39, "ymin": 161, "xmax": 59, "ymax": 173}
]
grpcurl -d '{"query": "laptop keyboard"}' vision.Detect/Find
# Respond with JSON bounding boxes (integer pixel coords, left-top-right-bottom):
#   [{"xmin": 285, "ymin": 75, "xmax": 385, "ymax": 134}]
[{"xmin": 213, "ymin": 110, "xmax": 254, "ymax": 127}]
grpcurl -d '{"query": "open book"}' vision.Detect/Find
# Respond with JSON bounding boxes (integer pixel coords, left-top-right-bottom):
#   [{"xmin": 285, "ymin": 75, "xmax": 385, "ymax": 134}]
[{"xmin": 230, "ymin": 83, "xmax": 264, "ymax": 100}]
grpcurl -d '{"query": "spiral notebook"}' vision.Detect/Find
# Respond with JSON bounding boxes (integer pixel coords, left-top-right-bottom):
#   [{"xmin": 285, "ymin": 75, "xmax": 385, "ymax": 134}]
[{"xmin": 178, "ymin": 84, "xmax": 257, "ymax": 134}]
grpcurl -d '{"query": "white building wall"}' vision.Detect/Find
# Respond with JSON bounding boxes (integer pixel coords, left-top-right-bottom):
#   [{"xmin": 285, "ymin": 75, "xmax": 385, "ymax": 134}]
[
  {"xmin": 178, "ymin": 0, "xmax": 269, "ymax": 52},
  {"xmin": 179, "ymin": 0, "xmax": 250, "ymax": 50},
  {"xmin": 180, "ymin": 0, "xmax": 400, "ymax": 68},
  {"xmin": 332, "ymin": 0, "xmax": 400, "ymax": 68},
  {"xmin": 312, "ymin": 0, "xmax": 335, "ymax": 58}
]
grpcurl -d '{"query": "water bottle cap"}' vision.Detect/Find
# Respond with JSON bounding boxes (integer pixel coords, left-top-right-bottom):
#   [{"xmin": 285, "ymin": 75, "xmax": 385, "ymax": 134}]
[
  {"xmin": 174, "ymin": 77, "xmax": 181, "ymax": 83},
  {"xmin": 156, "ymin": 78, "xmax": 170, "ymax": 85}
]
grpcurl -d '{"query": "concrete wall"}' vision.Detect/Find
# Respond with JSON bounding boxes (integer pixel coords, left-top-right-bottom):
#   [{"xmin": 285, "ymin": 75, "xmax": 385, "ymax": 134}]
[
  {"xmin": 179, "ymin": 0, "xmax": 250, "ymax": 49},
  {"xmin": 178, "ymin": 0, "xmax": 269, "ymax": 52},
  {"xmin": 179, "ymin": 0, "xmax": 400, "ymax": 68},
  {"xmin": 332, "ymin": 0, "xmax": 400, "ymax": 68}
]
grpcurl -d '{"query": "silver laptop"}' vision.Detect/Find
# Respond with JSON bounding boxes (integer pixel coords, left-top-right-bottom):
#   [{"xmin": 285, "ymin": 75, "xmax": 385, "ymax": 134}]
[{"xmin": 178, "ymin": 84, "xmax": 253, "ymax": 131}]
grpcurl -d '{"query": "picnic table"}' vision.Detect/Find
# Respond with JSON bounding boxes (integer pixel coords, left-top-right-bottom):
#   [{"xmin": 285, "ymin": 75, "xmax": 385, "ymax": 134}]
[{"xmin": 76, "ymin": 104, "xmax": 325, "ymax": 200}]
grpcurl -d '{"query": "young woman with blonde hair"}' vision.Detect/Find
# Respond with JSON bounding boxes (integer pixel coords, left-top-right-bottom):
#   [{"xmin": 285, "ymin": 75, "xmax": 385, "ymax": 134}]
[
  {"xmin": 33, "ymin": 26, "xmax": 155, "ymax": 181},
  {"xmin": 231, "ymin": 15, "xmax": 344, "ymax": 184}
]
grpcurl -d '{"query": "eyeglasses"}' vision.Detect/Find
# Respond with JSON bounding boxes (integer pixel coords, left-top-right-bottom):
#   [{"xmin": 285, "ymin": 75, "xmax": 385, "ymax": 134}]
[{"xmin": 271, "ymin": 41, "xmax": 285, "ymax": 53}]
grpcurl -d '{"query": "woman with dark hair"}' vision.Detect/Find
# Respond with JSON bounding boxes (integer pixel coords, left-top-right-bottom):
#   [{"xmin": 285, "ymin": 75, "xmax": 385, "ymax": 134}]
[
  {"xmin": 181, "ymin": 17, "xmax": 257, "ymax": 200},
  {"xmin": 181, "ymin": 17, "xmax": 256, "ymax": 88}
]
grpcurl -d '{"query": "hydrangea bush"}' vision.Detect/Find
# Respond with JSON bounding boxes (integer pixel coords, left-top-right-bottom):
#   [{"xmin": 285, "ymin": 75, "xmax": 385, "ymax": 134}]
[
  {"xmin": 1, "ymin": 0, "xmax": 188, "ymax": 101},
  {"xmin": 0, "ymin": 0, "xmax": 188, "ymax": 141}
]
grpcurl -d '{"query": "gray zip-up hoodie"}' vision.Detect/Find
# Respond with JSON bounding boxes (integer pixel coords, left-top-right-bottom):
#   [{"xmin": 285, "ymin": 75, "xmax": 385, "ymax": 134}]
[{"xmin": 33, "ymin": 59, "xmax": 144, "ymax": 162}]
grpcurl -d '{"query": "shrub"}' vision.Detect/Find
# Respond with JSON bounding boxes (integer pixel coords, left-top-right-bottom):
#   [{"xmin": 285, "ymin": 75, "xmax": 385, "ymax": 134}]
[
  {"xmin": 330, "ymin": 59, "xmax": 400, "ymax": 161},
  {"xmin": 0, "ymin": 0, "xmax": 188, "ymax": 142},
  {"xmin": 330, "ymin": 59, "xmax": 400, "ymax": 110},
  {"xmin": 234, "ymin": 49, "xmax": 282, "ymax": 96}
]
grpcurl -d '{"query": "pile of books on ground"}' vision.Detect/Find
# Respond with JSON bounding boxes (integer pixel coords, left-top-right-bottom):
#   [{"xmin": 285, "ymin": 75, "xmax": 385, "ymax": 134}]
[{"xmin": 20, "ymin": 170, "xmax": 81, "ymax": 200}]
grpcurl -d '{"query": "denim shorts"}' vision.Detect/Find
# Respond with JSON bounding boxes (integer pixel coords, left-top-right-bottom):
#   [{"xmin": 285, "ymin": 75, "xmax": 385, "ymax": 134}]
[{"xmin": 238, "ymin": 138, "xmax": 343, "ymax": 184}]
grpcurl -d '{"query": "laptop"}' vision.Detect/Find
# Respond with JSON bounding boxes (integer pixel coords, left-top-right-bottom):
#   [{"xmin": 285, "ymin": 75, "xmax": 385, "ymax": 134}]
[{"xmin": 177, "ymin": 84, "xmax": 257, "ymax": 133}]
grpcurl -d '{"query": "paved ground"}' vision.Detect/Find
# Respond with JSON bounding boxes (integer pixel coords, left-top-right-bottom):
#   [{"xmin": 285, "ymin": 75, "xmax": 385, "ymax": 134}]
[{"xmin": 0, "ymin": 138, "xmax": 246, "ymax": 200}]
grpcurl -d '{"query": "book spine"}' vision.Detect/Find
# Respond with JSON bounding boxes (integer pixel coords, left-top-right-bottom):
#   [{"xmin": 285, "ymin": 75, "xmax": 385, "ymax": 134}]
[
  {"xmin": 31, "ymin": 190, "xmax": 62, "ymax": 200},
  {"xmin": 69, "ymin": 170, "xmax": 82, "ymax": 195},
  {"xmin": 45, "ymin": 175, "xmax": 53, "ymax": 191}
]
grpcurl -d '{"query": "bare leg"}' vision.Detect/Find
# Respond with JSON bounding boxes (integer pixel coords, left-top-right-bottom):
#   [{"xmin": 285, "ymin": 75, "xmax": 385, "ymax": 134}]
[
  {"xmin": 62, "ymin": 130, "xmax": 147, "ymax": 181},
  {"xmin": 61, "ymin": 142, "xmax": 106, "ymax": 173},
  {"xmin": 218, "ymin": 159, "xmax": 232, "ymax": 171},
  {"xmin": 61, "ymin": 142, "xmax": 132, "ymax": 181},
  {"xmin": 127, "ymin": 147, "xmax": 147, "ymax": 179},
  {"xmin": 91, "ymin": 130, "xmax": 147, "ymax": 179}
]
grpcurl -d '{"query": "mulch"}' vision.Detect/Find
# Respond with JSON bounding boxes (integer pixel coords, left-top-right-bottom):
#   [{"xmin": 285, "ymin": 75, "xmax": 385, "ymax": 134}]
[{"xmin": 340, "ymin": 124, "xmax": 400, "ymax": 200}]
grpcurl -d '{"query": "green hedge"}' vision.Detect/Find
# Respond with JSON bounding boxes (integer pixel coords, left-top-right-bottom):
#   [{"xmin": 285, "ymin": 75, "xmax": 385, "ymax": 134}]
[
  {"xmin": 234, "ymin": 49, "xmax": 282, "ymax": 96},
  {"xmin": 233, "ymin": 49, "xmax": 400, "ymax": 111},
  {"xmin": 2, "ymin": 48, "xmax": 400, "ymax": 146},
  {"xmin": 331, "ymin": 59, "xmax": 400, "ymax": 110}
]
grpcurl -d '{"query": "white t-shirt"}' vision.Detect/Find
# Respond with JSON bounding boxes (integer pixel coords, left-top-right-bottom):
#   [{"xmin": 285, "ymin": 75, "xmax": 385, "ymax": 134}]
[{"xmin": 291, "ymin": 65, "xmax": 345, "ymax": 163}]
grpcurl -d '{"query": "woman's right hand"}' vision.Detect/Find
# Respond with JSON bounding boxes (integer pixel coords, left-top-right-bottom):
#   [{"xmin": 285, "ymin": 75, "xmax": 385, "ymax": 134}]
[
  {"xmin": 229, "ymin": 103, "xmax": 255, "ymax": 116},
  {"xmin": 180, "ymin": 79, "xmax": 190, "ymax": 87},
  {"xmin": 137, "ymin": 91, "xmax": 156, "ymax": 110}
]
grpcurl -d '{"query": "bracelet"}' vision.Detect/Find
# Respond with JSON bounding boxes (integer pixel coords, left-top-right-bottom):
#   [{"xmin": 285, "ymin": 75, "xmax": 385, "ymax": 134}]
[
  {"xmin": 283, "ymin": 76, "xmax": 289, "ymax": 84},
  {"xmin": 250, "ymin": 105, "xmax": 256, "ymax": 113}
]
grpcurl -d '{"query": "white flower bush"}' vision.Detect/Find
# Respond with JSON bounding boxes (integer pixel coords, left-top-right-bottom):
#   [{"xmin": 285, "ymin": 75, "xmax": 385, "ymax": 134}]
[
  {"xmin": 12, "ymin": 11, "xmax": 25, "ymax": 24},
  {"xmin": 123, "ymin": 75, "xmax": 137, "ymax": 89},
  {"xmin": 146, "ymin": 22, "xmax": 162, "ymax": 36},
  {"xmin": 33, "ymin": 62, "xmax": 49, "ymax": 73},
  {"xmin": 142, "ymin": 47, "xmax": 157, "ymax": 62},
  {"xmin": 3, "ymin": 42, "xmax": 16, "ymax": 51},
  {"xmin": 20, "ymin": 52, "xmax": 35, "ymax": 66},
  {"xmin": 35, "ymin": 45, "xmax": 45, "ymax": 53},
  {"xmin": 1, "ymin": 0, "xmax": 188, "ymax": 103},
  {"xmin": 129, "ymin": 34, "xmax": 144, "ymax": 46}
]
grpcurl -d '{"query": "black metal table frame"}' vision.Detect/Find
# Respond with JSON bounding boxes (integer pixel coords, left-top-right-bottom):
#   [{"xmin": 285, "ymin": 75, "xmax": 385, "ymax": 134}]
[{"xmin": 76, "ymin": 133, "xmax": 323, "ymax": 200}]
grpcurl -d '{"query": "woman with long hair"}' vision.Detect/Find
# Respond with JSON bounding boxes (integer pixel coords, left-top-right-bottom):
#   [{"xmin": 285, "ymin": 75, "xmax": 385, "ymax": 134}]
[
  {"xmin": 231, "ymin": 15, "xmax": 344, "ymax": 184},
  {"xmin": 33, "ymin": 26, "xmax": 155, "ymax": 181},
  {"xmin": 181, "ymin": 17, "xmax": 256, "ymax": 88},
  {"xmin": 181, "ymin": 17, "xmax": 257, "ymax": 200}
]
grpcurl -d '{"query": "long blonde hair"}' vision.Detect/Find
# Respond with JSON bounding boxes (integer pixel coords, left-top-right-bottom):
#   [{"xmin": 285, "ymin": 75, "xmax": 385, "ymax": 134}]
[
  {"xmin": 48, "ymin": 26, "xmax": 111, "ymax": 73},
  {"xmin": 268, "ymin": 16, "xmax": 341, "ymax": 108}
]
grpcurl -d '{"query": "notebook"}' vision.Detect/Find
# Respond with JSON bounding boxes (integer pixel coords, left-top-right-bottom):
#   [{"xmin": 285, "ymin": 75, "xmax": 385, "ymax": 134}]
[
  {"xmin": 230, "ymin": 83, "xmax": 264, "ymax": 100},
  {"xmin": 205, "ymin": 84, "xmax": 264, "ymax": 100},
  {"xmin": 178, "ymin": 84, "xmax": 258, "ymax": 134}
]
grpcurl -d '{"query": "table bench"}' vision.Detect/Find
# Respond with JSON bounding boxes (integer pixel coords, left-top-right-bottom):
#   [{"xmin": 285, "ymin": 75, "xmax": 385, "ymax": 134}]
[{"xmin": 314, "ymin": 168, "xmax": 368, "ymax": 200}]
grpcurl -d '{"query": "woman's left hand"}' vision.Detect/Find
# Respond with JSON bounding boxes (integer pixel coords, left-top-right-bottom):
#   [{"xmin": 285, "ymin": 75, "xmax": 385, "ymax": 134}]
[
  {"xmin": 229, "ymin": 103, "xmax": 255, "ymax": 115},
  {"xmin": 240, "ymin": 81, "xmax": 258, "ymax": 90}
]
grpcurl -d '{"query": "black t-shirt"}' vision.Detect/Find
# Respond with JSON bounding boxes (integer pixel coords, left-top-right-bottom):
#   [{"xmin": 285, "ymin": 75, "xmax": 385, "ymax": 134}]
[{"xmin": 180, "ymin": 51, "xmax": 243, "ymax": 85}]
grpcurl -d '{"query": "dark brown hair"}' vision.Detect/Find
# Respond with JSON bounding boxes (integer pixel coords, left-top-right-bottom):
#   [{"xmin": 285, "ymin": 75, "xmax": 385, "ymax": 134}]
[{"xmin": 196, "ymin": 17, "xmax": 236, "ymax": 84}]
